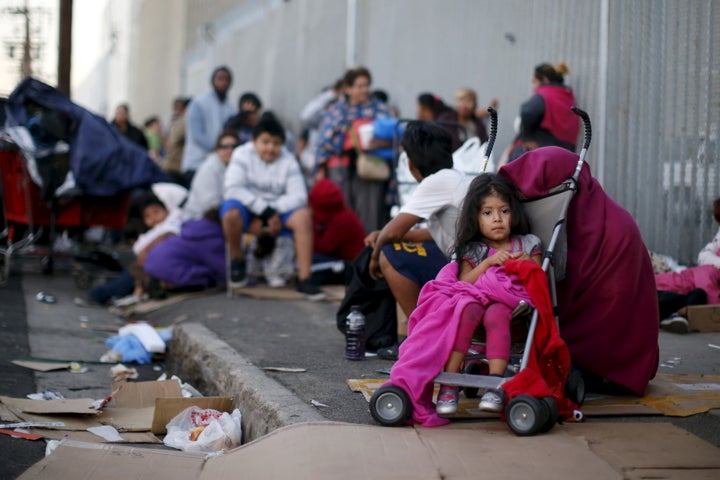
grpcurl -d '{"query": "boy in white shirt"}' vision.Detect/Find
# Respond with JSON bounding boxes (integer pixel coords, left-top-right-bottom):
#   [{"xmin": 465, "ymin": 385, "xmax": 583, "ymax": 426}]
[{"xmin": 364, "ymin": 122, "xmax": 472, "ymax": 357}]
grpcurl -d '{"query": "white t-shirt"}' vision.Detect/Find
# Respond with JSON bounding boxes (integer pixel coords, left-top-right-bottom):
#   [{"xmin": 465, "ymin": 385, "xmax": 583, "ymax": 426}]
[{"xmin": 399, "ymin": 168, "xmax": 472, "ymax": 257}]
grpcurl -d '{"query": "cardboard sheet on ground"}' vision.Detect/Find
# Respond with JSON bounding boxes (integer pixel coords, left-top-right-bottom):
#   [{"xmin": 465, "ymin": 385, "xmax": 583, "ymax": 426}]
[
  {"xmin": 18, "ymin": 422, "xmax": 720, "ymax": 480},
  {"xmin": 0, "ymin": 396, "xmax": 98, "ymax": 415},
  {"xmin": 347, "ymin": 373, "xmax": 720, "ymax": 417},
  {"xmin": 11, "ymin": 360, "xmax": 72, "ymax": 371},
  {"xmin": 111, "ymin": 290, "xmax": 214, "ymax": 317},
  {"xmin": 28, "ymin": 428, "xmax": 161, "ymax": 443},
  {"xmin": 232, "ymin": 284, "xmax": 344, "ymax": 302}
]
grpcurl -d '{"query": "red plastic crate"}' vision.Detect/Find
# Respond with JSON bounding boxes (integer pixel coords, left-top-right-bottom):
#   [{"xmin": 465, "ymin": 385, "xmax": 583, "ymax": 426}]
[{"xmin": 1, "ymin": 150, "xmax": 129, "ymax": 229}]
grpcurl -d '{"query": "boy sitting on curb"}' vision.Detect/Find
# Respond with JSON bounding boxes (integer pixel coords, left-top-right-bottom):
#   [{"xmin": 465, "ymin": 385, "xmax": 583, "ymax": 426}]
[{"xmin": 221, "ymin": 115, "xmax": 324, "ymax": 300}]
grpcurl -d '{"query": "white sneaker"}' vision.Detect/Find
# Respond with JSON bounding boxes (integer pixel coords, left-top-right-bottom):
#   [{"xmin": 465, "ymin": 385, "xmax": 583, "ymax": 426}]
[
  {"xmin": 267, "ymin": 276, "xmax": 287, "ymax": 288},
  {"xmin": 660, "ymin": 314, "xmax": 688, "ymax": 334},
  {"xmin": 112, "ymin": 293, "xmax": 147, "ymax": 307}
]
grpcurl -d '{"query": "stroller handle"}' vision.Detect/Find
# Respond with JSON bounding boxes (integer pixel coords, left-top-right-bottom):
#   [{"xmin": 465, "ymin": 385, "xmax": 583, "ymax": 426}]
[
  {"xmin": 571, "ymin": 106, "xmax": 592, "ymax": 150},
  {"xmin": 481, "ymin": 106, "xmax": 498, "ymax": 172}
]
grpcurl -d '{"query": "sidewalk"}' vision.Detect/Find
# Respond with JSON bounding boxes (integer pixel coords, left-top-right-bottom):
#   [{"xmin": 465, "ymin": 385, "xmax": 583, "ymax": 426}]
[{"xmin": 3, "ymin": 266, "xmax": 720, "ymax": 478}]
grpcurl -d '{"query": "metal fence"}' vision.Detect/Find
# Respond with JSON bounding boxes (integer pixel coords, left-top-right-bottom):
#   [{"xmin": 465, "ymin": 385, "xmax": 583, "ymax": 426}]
[{"xmin": 177, "ymin": 0, "xmax": 719, "ymax": 264}]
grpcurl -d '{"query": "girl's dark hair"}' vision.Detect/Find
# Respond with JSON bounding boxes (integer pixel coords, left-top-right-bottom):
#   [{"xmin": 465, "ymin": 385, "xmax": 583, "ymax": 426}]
[
  {"xmin": 417, "ymin": 93, "xmax": 451, "ymax": 119},
  {"xmin": 252, "ymin": 113, "xmax": 286, "ymax": 142},
  {"xmin": 453, "ymin": 173, "xmax": 530, "ymax": 261},
  {"xmin": 533, "ymin": 62, "xmax": 570, "ymax": 85},
  {"xmin": 343, "ymin": 66, "xmax": 372, "ymax": 88},
  {"xmin": 713, "ymin": 197, "xmax": 720, "ymax": 224},
  {"xmin": 400, "ymin": 121, "xmax": 453, "ymax": 178}
]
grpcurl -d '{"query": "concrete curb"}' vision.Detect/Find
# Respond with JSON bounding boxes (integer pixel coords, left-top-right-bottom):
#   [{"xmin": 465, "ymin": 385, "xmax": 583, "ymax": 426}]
[{"xmin": 168, "ymin": 322, "xmax": 326, "ymax": 442}]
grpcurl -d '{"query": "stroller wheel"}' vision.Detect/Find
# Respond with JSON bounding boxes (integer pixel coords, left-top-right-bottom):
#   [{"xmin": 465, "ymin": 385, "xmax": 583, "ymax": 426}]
[
  {"xmin": 539, "ymin": 396, "xmax": 558, "ymax": 433},
  {"xmin": 369, "ymin": 385, "xmax": 412, "ymax": 427},
  {"xmin": 564, "ymin": 369, "xmax": 586, "ymax": 406},
  {"xmin": 506, "ymin": 395, "xmax": 548, "ymax": 436},
  {"xmin": 461, "ymin": 361, "xmax": 487, "ymax": 398}
]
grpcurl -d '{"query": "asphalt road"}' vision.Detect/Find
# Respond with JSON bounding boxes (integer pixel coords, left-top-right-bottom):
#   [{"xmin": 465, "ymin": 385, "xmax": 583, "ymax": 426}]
[{"xmin": 2, "ymin": 262, "xmax": 720, "ymax": 478}]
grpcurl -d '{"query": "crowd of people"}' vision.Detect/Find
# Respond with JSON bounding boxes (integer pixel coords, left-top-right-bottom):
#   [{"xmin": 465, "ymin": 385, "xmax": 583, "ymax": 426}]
[{"xmin": 91, "ymin": 61, "xmax": 675, "ymax": 417}]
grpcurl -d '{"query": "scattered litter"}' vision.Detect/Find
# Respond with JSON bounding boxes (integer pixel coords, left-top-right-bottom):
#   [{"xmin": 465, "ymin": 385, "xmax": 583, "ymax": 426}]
[
  {"xmin": 163, "ymin": 406, "xmax": 242, "ymax": 452},
  {"xmin": 375, "ymin": 368, "xmax": 391, "ymax": 375},
  {"xmin": 206, "ymin": 312, "xmax": 222, "ymax": 319},
  {"xmin": 79, "ymin": 315, "xmax": 90, "ymax": 323},
  {"xmin": 365, "ymin": 352, "xmax": 378, "ymax": 357},
  {"xmin": 27, "ymin": 390, "xmax": 65, "ymax": 401},
  {"xmin": 45, "ymin": 439, "xmax": 60, "ymax": 457},
  {"xmin": 99, "ymin": 349, "xmax": 122, "ymax": 363},
  {"xmin": 661, "ymin": 356, "xmax": 682, "ymax": 368},
  {"xmin": 87, "ymin": 425, "xmax": 124, "ymax": 442},
  {"xmin": 659, "ymin": 363, "xmax": 674, "ymax": 369},
  {"xmin": 310, "ymin": 400, "xmax": 329, "ymax": 408},
  {"xmin": 262, "ymin": 367, "xmax": 307, "ymax": 373},
  {"xmin": 110, "ymin": 364, "xmax": 139, "ymax": 382},
  {"xmin": 69, "ymin": 362, "xmax": 89, "ymax": 373},
  {"xmin": 0, "ymin": 428, "xmax": 43, "ymax": 441},
  {"xmin": 118, "ymin": 322, "xmax": 166, "ymax": 353},
  {"xmin": 0, "ymin": 421, "xmax": 66, "ymax": 429},
  {"xmin": 152, "ymin": 365, "xmax": 162, "ymax": 372},
  {"xmin": 92, "ymin": 389, "xmax": 118, "ymax": 410},
  {"xmin": 673, "ymin": 382, "xmax": 720, "ymax": 391},
  {"xmin": 35, "ymin": 292, "xmax": 57, "ymax": 304},
  {"xmin": 709, "ymin": 344, "xmax": 720, "ymax": 350},
  {"xmin": 156, "ymin": 373, "xmax": 204, "ymax": 398}
]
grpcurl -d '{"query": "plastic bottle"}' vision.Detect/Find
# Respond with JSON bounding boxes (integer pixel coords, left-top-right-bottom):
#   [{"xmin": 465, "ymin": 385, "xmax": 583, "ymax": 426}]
[{"xmin": 345, "ymin": 306, "xmax": 366, "ymax": 361}]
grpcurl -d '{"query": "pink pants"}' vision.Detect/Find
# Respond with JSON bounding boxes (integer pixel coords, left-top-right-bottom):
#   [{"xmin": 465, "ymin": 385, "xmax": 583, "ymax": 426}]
[{"xmin": 453, "ymin": 302, "xmax": 512, "ymax": 360}]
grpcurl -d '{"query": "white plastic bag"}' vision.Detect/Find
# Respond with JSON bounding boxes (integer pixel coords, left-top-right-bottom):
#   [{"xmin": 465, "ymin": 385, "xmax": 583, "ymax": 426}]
[
  {"xmin": 163, "ymin": 406, "xmax": 242, "ymax": 452},
  {"xmin": 452, "ymin": 137, "xmax": 495, "ymax": 174}
]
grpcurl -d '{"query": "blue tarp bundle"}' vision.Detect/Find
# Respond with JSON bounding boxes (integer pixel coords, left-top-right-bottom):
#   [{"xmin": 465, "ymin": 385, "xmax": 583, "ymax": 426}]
[{"xmin": 5, "ymin": 77, "xmax": 168, "ymax": 196}]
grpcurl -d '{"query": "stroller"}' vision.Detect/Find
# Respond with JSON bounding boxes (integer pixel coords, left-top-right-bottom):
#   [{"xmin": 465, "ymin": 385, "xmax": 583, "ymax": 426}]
[
  {"xmin": 0, "ymin": 78, "xmax": 168, "ymax": 286},
  {"xmin": 369, "ymin": 107, "xmax": 592, "ymax": 436}
]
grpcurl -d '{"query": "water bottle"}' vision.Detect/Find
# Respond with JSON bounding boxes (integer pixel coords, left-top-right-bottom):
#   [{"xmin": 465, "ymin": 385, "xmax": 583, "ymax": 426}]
[{"xmin": 345, "ymin": 306, "xmax": 366, "ymax": 361}]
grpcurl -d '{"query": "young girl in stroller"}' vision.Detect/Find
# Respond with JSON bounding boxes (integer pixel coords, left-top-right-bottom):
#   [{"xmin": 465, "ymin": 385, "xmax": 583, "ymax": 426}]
[
  {"xmin": 433, "ymin": 173, "xmax": 542, "ymax": 414},
  {"xmin": 386, "ymin": 172, "xmax": 542, "ymax": 425}
]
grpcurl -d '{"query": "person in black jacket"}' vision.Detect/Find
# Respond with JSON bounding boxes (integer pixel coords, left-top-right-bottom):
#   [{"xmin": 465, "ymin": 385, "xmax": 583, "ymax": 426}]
[{"xmin": 111, "ymin": 103, "xmax": 148, "ymax": 149}]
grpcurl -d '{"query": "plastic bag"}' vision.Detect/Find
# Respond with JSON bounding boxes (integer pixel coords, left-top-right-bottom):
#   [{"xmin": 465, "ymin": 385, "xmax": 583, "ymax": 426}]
[{"xmin": 163, "ymin": 406, "xmax": 242, "ymax": 452}]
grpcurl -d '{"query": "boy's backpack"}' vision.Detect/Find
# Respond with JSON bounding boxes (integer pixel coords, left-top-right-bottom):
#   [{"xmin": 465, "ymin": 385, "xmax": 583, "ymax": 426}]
[{"xmin": 336, "ymin": 247, "xmax": 397, "ymax": 351}]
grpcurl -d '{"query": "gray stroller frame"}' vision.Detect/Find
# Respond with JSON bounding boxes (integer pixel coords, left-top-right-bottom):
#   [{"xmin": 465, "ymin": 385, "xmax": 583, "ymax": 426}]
[{"xmin": 369, "ymin": 107, "xmax": 592, "ymax": 436}]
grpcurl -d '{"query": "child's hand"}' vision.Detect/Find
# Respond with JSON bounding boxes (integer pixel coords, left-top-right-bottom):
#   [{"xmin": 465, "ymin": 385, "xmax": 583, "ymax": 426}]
[
  {"xmin": 364, "ymin": 230, "xmax": 380, "ymax": 248},
  {"xmin": 484, "ymin": 250, "xmax": 522, "ymax": 266}
]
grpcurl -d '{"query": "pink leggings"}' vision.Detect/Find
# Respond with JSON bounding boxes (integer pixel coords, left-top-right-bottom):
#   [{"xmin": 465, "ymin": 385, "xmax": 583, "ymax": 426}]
[{"xmin": 453, "ymin": 302, "xmax": 512, "ymax": 360}]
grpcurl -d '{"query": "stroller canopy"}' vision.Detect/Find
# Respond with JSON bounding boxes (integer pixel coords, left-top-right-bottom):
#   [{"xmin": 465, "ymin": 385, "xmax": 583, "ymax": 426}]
[
  {"xmin": 5, "ymin": 77, "xmax": 168, "ymax": 197},
  {"xmin": 500, "ymin": 146, "xmax": 659, "ymax": 396}
]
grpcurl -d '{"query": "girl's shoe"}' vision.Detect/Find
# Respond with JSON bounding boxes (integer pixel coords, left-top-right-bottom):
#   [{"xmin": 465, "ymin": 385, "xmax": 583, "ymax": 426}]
[
  {"xmin": 479, "ymin": 388, "xmax": 505, "ymax": 413},
  {"xmin": 436, "ymin": 385, "xmax": 459, "ymax": 415}
]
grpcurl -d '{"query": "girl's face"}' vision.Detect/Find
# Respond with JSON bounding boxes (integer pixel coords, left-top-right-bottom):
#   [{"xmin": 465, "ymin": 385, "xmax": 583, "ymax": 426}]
[
  {"xmin": 143, "ymin": 204, "xmax": 168, "ymax": 228},
  {"xmin": 477, "ymin": 192, "xmax": 512, "ymax": 245},
  {"xmin": 216, "ymin": 135, "xmax": 238, "ymax": 164},
  {"xmin": 347, "ymin": 75, "xmax": 371, "ymax": 105},
  {"xmin": 253, "ymin": 132, "xmax": 283, "ymax": 162}
]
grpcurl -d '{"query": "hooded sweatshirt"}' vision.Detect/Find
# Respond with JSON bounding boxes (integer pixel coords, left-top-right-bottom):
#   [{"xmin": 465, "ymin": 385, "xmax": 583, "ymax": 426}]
[{"xmin": 308, "ymin": 179, "xmax": 365, "ymax": 261}]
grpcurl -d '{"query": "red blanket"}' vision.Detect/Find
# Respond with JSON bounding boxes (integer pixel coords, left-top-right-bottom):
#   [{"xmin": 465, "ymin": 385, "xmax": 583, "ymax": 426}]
[
  {"xmin": 500, "ymin": 147, "xmax": 659, "ymax": 395},
  {"xmin": 502, "ymin": 260, "xmax": 577, "ymax": 418}
]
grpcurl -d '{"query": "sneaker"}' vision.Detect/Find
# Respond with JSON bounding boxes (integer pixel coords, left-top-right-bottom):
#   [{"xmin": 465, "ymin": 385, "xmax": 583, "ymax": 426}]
[
  {"xmin": 296, "ymin": 278, "xmax": 326, "ymax": 301},
  {"xmin": 266, "ymin": 276, "xmax": 287, "ymax": 288},
  {"xmin": 377, "ymin": 344, "xmax": 399, "ymax": 361},
  {"xmin": 660, "ymin": 313, "xmax": 689, "ymax": 334},
  {"xmin": 229, "ymin": 259, "xmax": 247, "ymax": 288},
  {"xmin": 111, "ymin": 293, "xmax": 147, "ymax": 307},
  {"xmin": 479, "ymin": 388, "xmax": 505, "ymax": 413},
  {"xmin": 436, "ymin": 385, "xmax": 459, "ymax": 415}
]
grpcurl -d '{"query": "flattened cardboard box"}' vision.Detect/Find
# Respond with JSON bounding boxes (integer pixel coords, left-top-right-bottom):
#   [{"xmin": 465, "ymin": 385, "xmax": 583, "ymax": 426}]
[
  {"xmin": 687, "ymin": 304, "xmax": 720, "ymax": 332},
  {"xmin": 18, "ymin": 422, "xmax": 720, "ymax": 480}
]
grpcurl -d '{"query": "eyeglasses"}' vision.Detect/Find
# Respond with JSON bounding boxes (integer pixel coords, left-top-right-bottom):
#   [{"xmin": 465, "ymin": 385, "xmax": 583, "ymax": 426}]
[{"xmin": 218, "ymin": 143, "xmax": 238, "ymax": 150}]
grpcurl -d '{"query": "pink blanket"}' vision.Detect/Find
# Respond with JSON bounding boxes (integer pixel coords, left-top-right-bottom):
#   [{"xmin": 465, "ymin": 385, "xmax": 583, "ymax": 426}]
[
  {"xmin": 655, "ymin": 265, "xmax": 720, "ymax": 304},
  {"xmin": 500, "ymin": 147, "xmax": 659, "ymax": 395},
  {"xmin": 387, "ymin": 262, "xmax": 533, "ymax": 427}
]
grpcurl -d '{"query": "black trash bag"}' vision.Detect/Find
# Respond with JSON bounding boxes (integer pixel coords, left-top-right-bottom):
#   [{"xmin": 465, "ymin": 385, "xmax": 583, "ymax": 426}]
[{"xmin": 336, "ymin": 247, "xmax": 397, "ymax": 351}]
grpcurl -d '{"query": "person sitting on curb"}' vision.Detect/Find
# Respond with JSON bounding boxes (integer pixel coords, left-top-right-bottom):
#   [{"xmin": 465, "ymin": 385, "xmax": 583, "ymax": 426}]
[
  {"xmin": 364, "ymin": 121, "xmax": 473, "ymax": 359},
  {"xmin": 221, "ymin": 115, "xmax": 324, "ymax": 300},
  {"xmin": 655, "ymin": 196, "xmax": 720, "ymax": 333}
]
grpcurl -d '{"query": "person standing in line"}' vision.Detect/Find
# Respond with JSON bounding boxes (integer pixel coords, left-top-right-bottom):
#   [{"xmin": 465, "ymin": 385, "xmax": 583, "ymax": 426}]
[
  {"xmin": 111, "ymin": 103, "xmax": 148, "ymax": 149},
  {"xmin": 181, "ymin": 66, "xmax": 235, "ymax": 185},
  {"xmin": 164, "ymin": 97, "xmax": 190, "ymax": 185}
]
